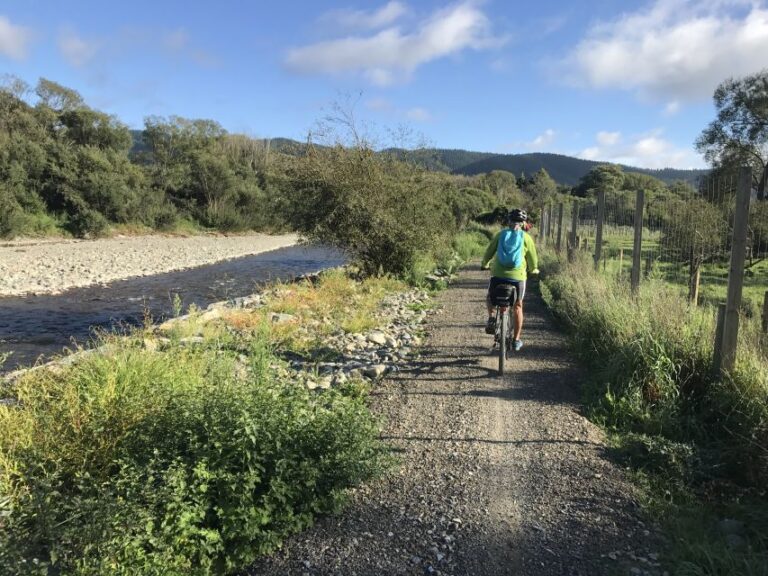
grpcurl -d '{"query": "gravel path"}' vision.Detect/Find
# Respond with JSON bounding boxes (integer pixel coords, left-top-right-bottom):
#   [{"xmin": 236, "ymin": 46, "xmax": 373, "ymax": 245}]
[
  {"xmin": 249, "ymin": 267, "xmax": 663, "ymax": 576},
  {"xmin": 0, "ymin": 233, "xmax": 299, "ymax": 296}
]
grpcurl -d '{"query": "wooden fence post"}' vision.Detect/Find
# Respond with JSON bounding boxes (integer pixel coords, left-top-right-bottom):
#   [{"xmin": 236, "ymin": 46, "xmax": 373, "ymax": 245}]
[
  {"xmin": 556, "ymin": 202, "xmax": 564, "ymax": 253},
  {"xmin": 568, "ymin": 202, "xmax": 579, "ymax": 262},
  {"xmin": 594, "ymin": 190, "xmax": 606, "ymax": 271},
  {"xmin": 688, "ymin": 247, "xmax": 701, "ymax": 306},
  {"xmin": 713, "ymin": 303, "xmax": 726, "ymax": 376},
  {"xmin": 540, "ymin": 206, "xmax": 548, "ymax": 248},
  {"xmin": 762, "ymin": 291, "xmax": 768, "ymax": 334},
  {"xmin": 631, "ymin": 190, "xmax": 644, "ymax": 294},
  {"xmin": 720, "ymin": 167, "xmax": 752, "ymax": 374},
  {"xmin": 618, "ymin": 248, "xmax": 624, "ymax": 279}
]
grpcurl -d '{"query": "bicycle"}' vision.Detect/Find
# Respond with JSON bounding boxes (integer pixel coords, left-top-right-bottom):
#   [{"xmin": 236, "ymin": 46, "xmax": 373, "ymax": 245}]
[{"xmin": 489, "ymin": 283, "xmax": 518, "ymax": 375}]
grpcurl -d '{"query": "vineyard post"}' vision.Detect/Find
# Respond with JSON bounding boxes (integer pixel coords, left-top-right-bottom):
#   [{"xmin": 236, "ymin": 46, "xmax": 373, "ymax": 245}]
[
  {"xmin": 568, "ymin": 202, "xmax": 578, "ymax": 262},
  {"xmin": 720, "ymin": 167, "xmax": 752, "ymax": 374},
  {"xmin": 762, "ymin": 291, "xmax": 768, "ymax": 334},
  {"xmin": 688, "ymin": 246, "xmax": 701, "ymax": 306},
  {"xmin": 546, "ymin": 202, "xmax": 553, "ymax": 240},
  {"xmin": 556, "ymin": 202, "xmax": 564, "ymax": 253},
  {"xmin": 618, "ymin": 248, "xmax": 624, "ymax": 279},
  {"xmin": 594, "ymin": 190, "xmax": 605, "ymax": 271},
  {"xmin": 631, "ymin": 189, "xmax": 644, "ymax": 293}
]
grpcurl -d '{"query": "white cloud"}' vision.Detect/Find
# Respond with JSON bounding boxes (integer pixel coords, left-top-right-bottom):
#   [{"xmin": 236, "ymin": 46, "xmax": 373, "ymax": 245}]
[
  {"xmin": 499, "ymin": 129, "xmax": 557, "ymax": 152},
  {"xmin": 577, "ymin": 129, "xmax": 705, "ymax": 168},
  {"xmin": 597, "ymin": 131, "xmax": 621, "ymax": 146},
  {"xmin": 0, "ymin": 15, "xmax": 32, "ymax": 60},
  {"xmin": 285, "ymin": 2, "xmax": 504, "ymax": 86},
  {"xmin": 563, "ymin": 0, "xmax": 768, "ymax": 101},
  {"xmin": 58, "ymin": 28, "xmax": 98, "ymax": 67},
  {"xmin": 663, "ymin": 100, "xmax": 681, "ymax": 116},
  {"xmin": 365, "ymin": 97, "xmax": 432, "ymax": 122},
  {"xmin": 365, "ymin": 97, "xmax": 393, "ymax": 111},
  {"xmin": 323, "ymin": 1, "xmax": 408, "ymax": 30},
  {"xmin": 405, "ymin": 107, "xmax": 431, "ymax": 122},
  {"xmin": 530, "ymin": 128, "xmax": 556, "ymax": 148}
]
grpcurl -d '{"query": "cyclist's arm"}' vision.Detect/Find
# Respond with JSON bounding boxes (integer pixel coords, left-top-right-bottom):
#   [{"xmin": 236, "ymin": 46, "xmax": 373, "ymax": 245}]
[
  {"xmin": 524, "ymin": 233, "xmax": 539, "ymax": 274},
  {"xmin": 480, "ymin": 232, "xmax": 500, "ymax": 269}
]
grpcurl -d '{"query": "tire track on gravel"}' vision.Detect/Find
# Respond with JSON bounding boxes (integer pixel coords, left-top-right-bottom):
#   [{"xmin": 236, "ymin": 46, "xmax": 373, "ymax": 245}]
[{"xmin": 249, "ymin": 267, "xmax": 662, "ymax": 576}]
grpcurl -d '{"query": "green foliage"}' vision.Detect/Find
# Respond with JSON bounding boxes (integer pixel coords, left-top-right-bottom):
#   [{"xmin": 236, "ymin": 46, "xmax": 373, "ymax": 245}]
[
  {"xmin": 660, "ymin": 197, "xmax": 728, "ymax": 265},
  {"xmin": 574, "ymin": 163, "xmax": 625, "ymax": 197},
  {"xmin": 696, "ymin": 69, "xmax": 768, "ymax": 198},
  {"xmin": 286, "ymin": 140, "xmax": 458, "ymax": 277},
  {"xmin": 525, "ymin": 167, "xmax": 558, "ymax": 206},
  {"xmin": 0, "ymin": 340, "xmax": 383, "ymax": 574}
]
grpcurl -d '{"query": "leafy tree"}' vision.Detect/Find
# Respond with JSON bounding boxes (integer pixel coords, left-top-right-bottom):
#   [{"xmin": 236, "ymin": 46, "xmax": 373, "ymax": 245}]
[
  {"xmin": 526, "ymin": 168, "xmax": 558, "ymax": 206},
  {"xmin": 696, "ymin": 69, "xmax": 768, "ymax": 199},
  {"xmin": 479, "ymin": 170, "xmax": 519, "ymax": 206},
  {"xmin": 35, "ymin": 78, "xmax": 84, "ymax": 111},
  {"xmin": 574, "ymin": 164, "xmax": 624, "ymax": 197},
  {"xmin": 660, "ymin": 198, "xmax": 727, "ymax": 268}
]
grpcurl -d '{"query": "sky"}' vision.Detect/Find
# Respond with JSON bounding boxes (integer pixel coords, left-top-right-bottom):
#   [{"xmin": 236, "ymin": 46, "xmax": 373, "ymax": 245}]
[{"xmin": 1, "ymin": 0, "xmax": 768, "ymax": 169}]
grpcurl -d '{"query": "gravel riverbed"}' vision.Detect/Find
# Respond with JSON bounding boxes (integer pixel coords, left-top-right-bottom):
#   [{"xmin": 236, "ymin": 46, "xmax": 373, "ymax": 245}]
[{"xmin": 0, "ymin": 233, "xmax": 299, "ymax": 297}]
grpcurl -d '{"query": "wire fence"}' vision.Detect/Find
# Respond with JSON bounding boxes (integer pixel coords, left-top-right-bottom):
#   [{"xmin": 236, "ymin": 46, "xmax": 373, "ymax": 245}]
[{"xmin": 539, "ymin": 166, "xmax": 768, "ymax": 369}]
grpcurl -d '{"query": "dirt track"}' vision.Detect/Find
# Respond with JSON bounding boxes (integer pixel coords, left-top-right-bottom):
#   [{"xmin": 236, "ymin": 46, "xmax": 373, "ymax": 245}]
[{"xmin": 249, "ymin": 267, "xmax": 662, "ymax": 576}]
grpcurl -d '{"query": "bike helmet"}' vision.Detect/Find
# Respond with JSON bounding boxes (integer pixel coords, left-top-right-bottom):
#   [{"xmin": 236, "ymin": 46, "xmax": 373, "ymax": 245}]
[{"xmin": 507, "ymin": 208, "xmax": 528, "ymax": 223}]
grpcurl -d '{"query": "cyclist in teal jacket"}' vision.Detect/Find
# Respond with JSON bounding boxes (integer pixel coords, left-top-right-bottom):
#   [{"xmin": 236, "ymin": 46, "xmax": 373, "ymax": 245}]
[{"xmin": 480, "ymin": 208, "xmax": 539, "ymax": 351}]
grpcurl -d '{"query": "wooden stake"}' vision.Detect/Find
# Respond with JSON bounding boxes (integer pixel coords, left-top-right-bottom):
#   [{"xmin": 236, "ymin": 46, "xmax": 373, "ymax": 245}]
[{"xmin": 720, "ymin": 167, "xmax": 752, "ymax": 374}]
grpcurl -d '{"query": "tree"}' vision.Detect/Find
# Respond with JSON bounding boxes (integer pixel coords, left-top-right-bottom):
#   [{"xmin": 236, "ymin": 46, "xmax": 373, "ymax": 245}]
[
  {"xmin": 527, "ymin": 168, "xmax": 557, "ymax": 206},
  {"xmin": 696, "ymin": 69, "xmax": 768, "ymax": 199},
  {"xmin": 574, "ymin": 164, "xmax": 624, "ymax": 197},
  {"xmin": 479, "ymin": 170, "xmax": 519, "ymax": 206}
]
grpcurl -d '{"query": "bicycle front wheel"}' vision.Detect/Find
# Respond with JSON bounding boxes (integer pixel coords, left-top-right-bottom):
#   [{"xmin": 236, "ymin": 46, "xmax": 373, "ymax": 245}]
[{"xmin": 498, "ymin": 309, "xmax": 508, "ymax": 375}]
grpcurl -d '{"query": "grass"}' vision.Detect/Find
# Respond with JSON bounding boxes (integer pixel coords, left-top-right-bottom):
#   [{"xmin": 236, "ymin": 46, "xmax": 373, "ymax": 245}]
[
  {"xmin": 540, "ymin": 250, "xmax": 768, "ymax": 576},
  {"xmin": 0, "ymin": 268, "xmax": 408, "ymax": 575}
]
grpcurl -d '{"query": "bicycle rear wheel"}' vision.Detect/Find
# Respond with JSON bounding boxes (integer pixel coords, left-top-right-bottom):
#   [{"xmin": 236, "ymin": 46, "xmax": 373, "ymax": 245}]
[{"xmin": 498, "ymin": 309, "xmax": 509, "ymax": 374}]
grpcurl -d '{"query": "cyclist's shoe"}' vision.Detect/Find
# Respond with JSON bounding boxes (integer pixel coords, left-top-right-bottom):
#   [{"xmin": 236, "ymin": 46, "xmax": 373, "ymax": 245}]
[
  {"xmin": 485, "ymin": 317, "xmax": 496, "ymax": 334},
  {"xmin": 513, "ymin": 339, "xmax": 523, "ymax": 352}
]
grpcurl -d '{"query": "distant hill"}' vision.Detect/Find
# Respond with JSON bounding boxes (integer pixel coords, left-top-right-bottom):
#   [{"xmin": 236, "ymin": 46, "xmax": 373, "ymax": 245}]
[{"xmin": 128, "ymin": 133, "xmax": 707, "ymax": 186}]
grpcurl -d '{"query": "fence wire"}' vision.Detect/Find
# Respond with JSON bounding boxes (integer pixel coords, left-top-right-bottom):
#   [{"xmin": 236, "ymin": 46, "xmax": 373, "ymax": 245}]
[{"xmin": 541, "ymin": 171, "xmax": 768, "ymax": 316}]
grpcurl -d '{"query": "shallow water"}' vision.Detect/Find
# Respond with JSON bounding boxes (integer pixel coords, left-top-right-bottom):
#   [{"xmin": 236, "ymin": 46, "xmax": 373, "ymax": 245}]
[{"xmin": 0, "ymin": 245, "xmax": 345, "ymax": 374}]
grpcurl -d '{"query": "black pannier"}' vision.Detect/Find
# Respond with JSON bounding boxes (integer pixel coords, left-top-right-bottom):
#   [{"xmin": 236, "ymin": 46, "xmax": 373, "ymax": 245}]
[{"xmin": 490, "ymin": 283, "xmax": 517, "ymax": 306}]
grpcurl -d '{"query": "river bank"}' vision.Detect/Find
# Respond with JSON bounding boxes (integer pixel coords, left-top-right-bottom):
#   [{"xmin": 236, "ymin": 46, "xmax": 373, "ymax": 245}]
[{"xmin": 0, "ymin": 233, "xmax": 299, "ymax": 297}]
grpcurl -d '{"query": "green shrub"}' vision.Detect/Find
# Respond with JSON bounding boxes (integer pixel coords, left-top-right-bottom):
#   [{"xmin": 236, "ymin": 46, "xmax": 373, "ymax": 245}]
[
  {"xmin": 452, "ymin": 230, "xmax": 488, "ymax": 263},
  {"xmin": 0, "ymin": 341, "xmax": 383, "ymax": 574}
]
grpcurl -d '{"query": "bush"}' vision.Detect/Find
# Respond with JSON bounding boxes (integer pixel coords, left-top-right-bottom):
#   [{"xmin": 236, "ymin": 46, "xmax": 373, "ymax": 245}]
[
  {"xmin": 0, "ymin": 341, "xmax": 383, "ymax": 574},
  {"xmin": 287, "ymin": 145, "xmax": 457, "ymax": 277}
]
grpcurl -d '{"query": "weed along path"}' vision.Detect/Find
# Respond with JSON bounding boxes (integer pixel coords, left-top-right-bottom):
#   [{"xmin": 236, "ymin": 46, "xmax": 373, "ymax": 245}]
[{"xmin": 250, "ymin": 267, "xmax": 663, "ymax": 576}]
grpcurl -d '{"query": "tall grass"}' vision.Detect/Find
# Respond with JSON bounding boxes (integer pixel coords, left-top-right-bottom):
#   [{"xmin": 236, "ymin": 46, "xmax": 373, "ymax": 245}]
[
  {"xmin": 0, "ymin": 276, "xmax": 388, "ymax": 575},
  {"xmin": 540, "ymin": 251, "xmax": 768, "ymax": 573}
]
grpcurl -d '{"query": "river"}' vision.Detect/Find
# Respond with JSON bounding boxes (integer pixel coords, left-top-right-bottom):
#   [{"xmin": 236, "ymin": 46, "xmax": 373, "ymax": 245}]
[{"xmin": 0, "ymin": 245, "xmax": 345, "ymax": 374}]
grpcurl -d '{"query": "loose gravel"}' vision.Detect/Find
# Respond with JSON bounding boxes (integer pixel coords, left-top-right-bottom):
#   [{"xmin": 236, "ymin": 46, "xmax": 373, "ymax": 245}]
[
  {"xmin": 0, "ymin": 233, "xmax": 298, "ymax": 297},
  {"xmin": 248, "ymin": 267, "xmax": 664, "ymax": 576}
]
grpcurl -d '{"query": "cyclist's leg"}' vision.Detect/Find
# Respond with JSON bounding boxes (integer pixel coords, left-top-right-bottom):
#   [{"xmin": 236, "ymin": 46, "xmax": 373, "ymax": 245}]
[
  {"xmin": 512, "ymin": 280, "xmax": 526, "ymax": 341},
  {"xmin": 485, "ymin": 278, "xmax": 496, "ymax": 333}
]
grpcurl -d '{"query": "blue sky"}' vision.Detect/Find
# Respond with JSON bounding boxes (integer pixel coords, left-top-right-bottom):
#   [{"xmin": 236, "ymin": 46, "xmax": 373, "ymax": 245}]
[{"xmin": 2, "ymin": 0, "xmax": 767, "ymax": 169}]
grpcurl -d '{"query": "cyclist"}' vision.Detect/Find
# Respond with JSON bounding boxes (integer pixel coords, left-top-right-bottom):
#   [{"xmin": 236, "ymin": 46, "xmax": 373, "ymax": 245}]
[{"xmin": 480, "ymin": 208, "xmax": 539, "ymax": 351}]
